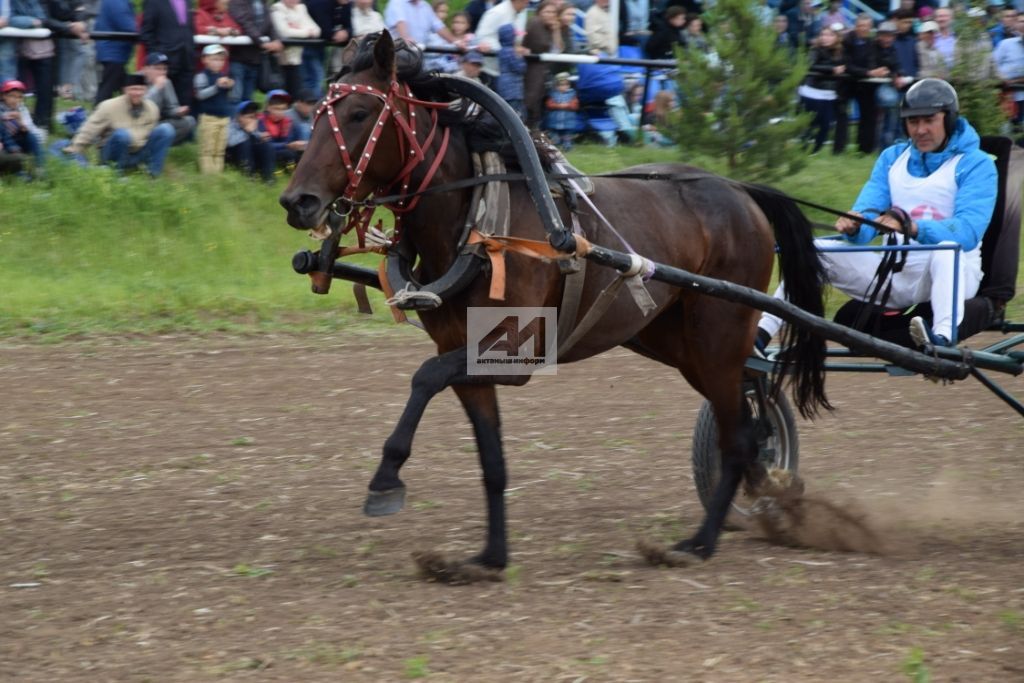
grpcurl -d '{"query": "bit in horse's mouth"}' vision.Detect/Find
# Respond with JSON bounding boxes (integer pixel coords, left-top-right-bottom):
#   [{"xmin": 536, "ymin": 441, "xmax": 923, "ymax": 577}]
[
  {"xmin": 308, "ymin": 222, "xmax": 332, "ymax": 241},
  {"xmin": 307, "ymin": 200, "xmax": 345, "ymax": 241}
]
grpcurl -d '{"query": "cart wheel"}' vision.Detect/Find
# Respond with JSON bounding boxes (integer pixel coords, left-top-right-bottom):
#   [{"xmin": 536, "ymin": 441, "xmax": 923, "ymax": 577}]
[{"xmin": 691, "ymin": 380, "xmax": 799, "ymax": 519}]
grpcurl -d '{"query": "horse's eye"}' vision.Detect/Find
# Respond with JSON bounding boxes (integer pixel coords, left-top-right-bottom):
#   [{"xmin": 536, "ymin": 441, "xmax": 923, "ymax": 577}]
[{"xmin": 350, "ymin": 110, "xmax": 369, "ymax": 123}]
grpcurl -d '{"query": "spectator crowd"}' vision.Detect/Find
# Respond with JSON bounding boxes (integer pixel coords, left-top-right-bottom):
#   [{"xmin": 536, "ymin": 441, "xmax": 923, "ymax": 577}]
[{"xmin": 1, "ymin": 0, "xmax": 1024, "ymax": 176}]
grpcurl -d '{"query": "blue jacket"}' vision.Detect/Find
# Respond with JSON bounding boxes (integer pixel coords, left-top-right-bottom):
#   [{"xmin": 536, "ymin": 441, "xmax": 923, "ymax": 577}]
[
  {"xmin": 194, "ymin": 68, "xmax": 234, "ymax": 117},
  {"xmin": 94, "ymin": 0, "xmax": 137, "ymax": 64},
  {"xmin": 848, "ymin": 117, "xmax": 997, "ymax": 252},
  {"xmin": 893, "ymin": 32, "xmax": 918, "ymax": 78},
  {"xmin": 495, "ymin": 23, "xmax": 524, "ymax": 102}
]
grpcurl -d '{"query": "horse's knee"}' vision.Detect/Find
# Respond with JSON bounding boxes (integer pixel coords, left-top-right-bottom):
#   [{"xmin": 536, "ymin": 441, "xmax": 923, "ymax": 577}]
[{"xmin": 410, "ymin": 357, "xmax": 451, "ymax": 396}]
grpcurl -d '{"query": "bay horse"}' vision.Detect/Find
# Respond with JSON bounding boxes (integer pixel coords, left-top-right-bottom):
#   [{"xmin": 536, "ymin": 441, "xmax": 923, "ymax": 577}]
[{"xmin": 279, "ymin": 32, "xmax": 830, "ymax": 578}]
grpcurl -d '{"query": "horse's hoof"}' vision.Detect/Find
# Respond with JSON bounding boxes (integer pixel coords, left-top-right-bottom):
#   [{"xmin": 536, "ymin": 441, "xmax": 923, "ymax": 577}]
[
  {"xmin": 636, "ymin": 539, "xmax": 702, "ymax": 567},
  {"xmin": 412, "ymin": 550, "xmax": 504, "ymax": 585},
  {"xmin": 363, "ymin": 487, "xmax": 407, "ymax": 517}
]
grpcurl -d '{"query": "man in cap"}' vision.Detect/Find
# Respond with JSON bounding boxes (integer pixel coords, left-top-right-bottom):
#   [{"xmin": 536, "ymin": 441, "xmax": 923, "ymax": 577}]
[
  {"xmin": 916, "ymin": 20, "xmax": 947, "ymax": 79},
  {"xmin": 144, "ymin": 52, "xmax": 196, "ymax": 146},
  {"xmin": 755, "ymin": 79, "xmax": 997, "ymax": 352},
  {"xmin": 61, "ymin": 73, "xmax": 176, "ymax": 177},
  {"xmin": 874, "ymin": 20, "xmax": 904, "ymax": 148}
]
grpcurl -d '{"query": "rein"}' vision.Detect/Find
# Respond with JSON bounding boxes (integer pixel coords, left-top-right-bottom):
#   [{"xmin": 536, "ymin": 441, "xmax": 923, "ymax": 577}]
[
  {"xmin": 314, "ymin": 79, "xmax": 452, "ymax": 247},
  {"xmin": 363, "ymin": 169, "xmax": 901, "ymax": 236}
]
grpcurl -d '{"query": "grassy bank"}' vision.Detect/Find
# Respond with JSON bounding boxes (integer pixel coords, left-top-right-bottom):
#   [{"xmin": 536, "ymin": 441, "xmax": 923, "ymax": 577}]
[{"xmin": 0, "ymin": 143, "xmax": 1017, "ymax": 338}]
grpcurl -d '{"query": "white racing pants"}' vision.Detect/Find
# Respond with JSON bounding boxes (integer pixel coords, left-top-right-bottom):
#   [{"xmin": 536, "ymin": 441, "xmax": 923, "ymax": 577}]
[{"xmin": 759, "ymin": 237, "xmax": 983, "ymax": 342}]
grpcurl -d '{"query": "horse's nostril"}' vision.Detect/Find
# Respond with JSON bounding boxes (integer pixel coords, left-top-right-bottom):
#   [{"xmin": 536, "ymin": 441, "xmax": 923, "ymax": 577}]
[{"xmin": 281, "ymin": 193, "xmax": 323, "ymax": 217}]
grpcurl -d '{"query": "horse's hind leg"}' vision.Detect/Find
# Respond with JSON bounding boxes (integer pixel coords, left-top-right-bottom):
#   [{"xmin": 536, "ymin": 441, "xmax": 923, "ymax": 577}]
[{"xmin": 675, "ymin": 390, "xmax": 758, "ymax": 559}]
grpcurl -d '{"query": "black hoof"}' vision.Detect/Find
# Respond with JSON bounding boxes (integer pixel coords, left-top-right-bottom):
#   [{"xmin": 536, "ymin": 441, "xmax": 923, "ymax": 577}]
[{"xmin": 363, "ymin": 487, "xmax": 407, "ymax": 517}]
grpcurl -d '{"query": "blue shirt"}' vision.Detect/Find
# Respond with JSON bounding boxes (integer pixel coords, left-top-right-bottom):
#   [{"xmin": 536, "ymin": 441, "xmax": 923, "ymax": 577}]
[
  {"xmin": 993, "ymin": 36, "xmax": 1024, "ymax": 101},
  {"xmin": 384, "ymin": 0, "xmax": 443, "ymax": 45}
]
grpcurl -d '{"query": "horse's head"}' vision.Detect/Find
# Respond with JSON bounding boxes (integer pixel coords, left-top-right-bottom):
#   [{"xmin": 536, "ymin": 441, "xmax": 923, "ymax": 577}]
[{"xmin": 279, "ymin": 31, "xmax": 415, "ymax": 231}]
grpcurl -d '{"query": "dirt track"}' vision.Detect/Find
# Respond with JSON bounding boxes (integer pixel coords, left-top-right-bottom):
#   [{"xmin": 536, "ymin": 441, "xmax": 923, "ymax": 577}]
[{"xmin": 1, "ymin": 331, "xmax": 1022, "ymax": 682}]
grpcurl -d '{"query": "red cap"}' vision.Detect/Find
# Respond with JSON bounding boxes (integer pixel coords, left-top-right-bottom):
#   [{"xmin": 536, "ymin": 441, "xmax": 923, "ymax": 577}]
[{"xmin": 1, "ymin": 80, "xmax": 27, "ymax": 93}]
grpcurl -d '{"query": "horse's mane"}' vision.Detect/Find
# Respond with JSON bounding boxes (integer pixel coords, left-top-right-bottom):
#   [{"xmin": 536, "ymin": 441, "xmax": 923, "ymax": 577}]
[{"xmin": 335, "ymin": 33, "xmax": 559, "ymax": 170}]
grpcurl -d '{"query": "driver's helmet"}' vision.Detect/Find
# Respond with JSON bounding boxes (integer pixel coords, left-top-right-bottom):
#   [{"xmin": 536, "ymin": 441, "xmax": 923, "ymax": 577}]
[{"xmin": 900, "ymin": 78, "xmax": 959, "ymax": 137}]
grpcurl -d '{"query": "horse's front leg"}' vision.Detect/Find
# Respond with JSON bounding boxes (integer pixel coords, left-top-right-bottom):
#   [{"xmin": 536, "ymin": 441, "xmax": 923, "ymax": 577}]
[
  {"xmin": 363, "ymin": 350, "xmax": 465, "ymax": 516},
  {"xmin": 451, "ymin": 383, "xmax": 507, "ymax": 569},
  {"xmin": 364, "ymin": 346, "xmax": 526, "ymax": 518}
]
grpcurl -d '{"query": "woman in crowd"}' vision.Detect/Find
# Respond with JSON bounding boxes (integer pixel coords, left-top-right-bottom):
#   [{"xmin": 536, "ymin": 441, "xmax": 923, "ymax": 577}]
[
  {"xmin": 799, "ymin": 24, "xmax": 844, "ymax": 154},
  {"xmin": 558, "ymin": 4, "xmax": 579, "ymax": 55},
  {"xmin": 271, "ymin": 0, "xmax": 321, "ymax": 97},
  {"xmin": 522, "ymin": 0, "xmax": 565, "ymax": 128}
]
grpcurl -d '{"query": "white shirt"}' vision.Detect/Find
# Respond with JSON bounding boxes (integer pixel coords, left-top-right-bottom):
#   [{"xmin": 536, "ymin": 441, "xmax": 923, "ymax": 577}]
[{"xmin": 475, "ymin": 0, "xmax": 527, "ymax": 75}]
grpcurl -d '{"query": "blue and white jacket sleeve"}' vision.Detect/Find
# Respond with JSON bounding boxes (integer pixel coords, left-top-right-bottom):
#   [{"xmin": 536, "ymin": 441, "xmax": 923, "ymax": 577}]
[{"xmin": 846, "ymin": 146, "xmax": 899, "ymax": 245}]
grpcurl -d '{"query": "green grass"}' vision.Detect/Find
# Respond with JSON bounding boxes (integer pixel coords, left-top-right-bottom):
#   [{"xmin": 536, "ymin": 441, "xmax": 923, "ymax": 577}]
[{"xmin": 0, "ymin": 142, "xmax": 1019, "ymax": 338}]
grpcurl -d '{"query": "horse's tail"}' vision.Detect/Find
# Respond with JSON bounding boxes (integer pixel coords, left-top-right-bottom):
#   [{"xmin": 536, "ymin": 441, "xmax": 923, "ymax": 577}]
[{"xmin": 744, "ymin": 183, "xmax": 832, "ymax": 419}]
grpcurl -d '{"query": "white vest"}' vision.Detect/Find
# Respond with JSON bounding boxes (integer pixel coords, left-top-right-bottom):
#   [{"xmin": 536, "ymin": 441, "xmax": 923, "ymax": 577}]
[{"xmin": 887, "ymin": 147, "xmax": 982, "ymax": 267}]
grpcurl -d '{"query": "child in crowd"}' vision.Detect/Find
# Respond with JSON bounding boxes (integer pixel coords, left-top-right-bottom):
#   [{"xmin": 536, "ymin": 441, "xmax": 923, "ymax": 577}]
[
  {"xmin": 288, "ymin": 88, "xmax": 318, "ymax": 141},
  {"xmin": 226, "ymin": 100, "xmax": 275, "ymax": 183},
  {"xmin": 544, "ymin": 72, "xmax": 578, "ymax": 150},
  {"xmin": 0, "ymin": 80, "xmax": 44, "ymax": 167},
  {"xmin": 259, "ymin": 89, "xmax": 305, "ymax": 168},
  {"xmin": 496, "ymin": 23, "xmax": 526, "ymax": 120},
  {"xmin": 626, "ymin": 81, "xmax": 644, "ymax": 127},
  {"xmin": 642, "ymin": 90, "xmax": 677, "ymax": 147},
  {"xmin": 426, "ymin": 8, "xmax": 473, "ymax": 73},
  {"xmin": 193, "ymin": 44, "xmax": 236, "ymax": 173}
]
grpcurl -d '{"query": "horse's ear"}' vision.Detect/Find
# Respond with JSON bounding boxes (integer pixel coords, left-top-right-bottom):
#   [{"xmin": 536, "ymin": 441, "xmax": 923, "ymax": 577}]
[
  {"xmin": 372, "ymin": 30, "xmax": 396, "ymax": 80},
  {"xmin": 339, "ymin": 39, "xmax": 360, "ymax": 70}
]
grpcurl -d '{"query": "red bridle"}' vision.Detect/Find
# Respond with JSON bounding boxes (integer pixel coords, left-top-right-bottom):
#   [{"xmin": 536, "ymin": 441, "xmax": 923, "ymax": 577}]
[{"xmin": 313, "ymin": 79, "xmax": 452, "ymax": 247}]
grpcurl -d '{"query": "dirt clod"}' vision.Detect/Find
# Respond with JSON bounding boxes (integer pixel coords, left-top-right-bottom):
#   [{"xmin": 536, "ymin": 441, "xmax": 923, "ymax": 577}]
[
  {"xmin": 412, "ymin": 550, "xmax": 504, "ymax": 584},
  {"xmin": 635, "ymin": 539, "xmax": 696, "ymax": 567},
  {"xmin": 752, "ymin": 472, "xmax": 884, "ymax": 554}
]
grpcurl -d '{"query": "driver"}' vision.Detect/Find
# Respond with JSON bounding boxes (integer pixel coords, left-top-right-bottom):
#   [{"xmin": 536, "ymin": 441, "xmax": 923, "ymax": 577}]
[{"xmin": 756, "ymin": 78, "xmax": 998, "ymax": 351}]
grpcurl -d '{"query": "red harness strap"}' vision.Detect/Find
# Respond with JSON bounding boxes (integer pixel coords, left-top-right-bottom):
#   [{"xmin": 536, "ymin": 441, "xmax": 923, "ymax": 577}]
[{"xmin": 313, "ymin": 80, "xmax": 452, "ymax": 247}]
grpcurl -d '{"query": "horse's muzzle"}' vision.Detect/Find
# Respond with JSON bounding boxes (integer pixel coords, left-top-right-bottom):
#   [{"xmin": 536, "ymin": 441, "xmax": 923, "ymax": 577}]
[{"xmin": 279, "ymin": 191, "xmax": 326, "ymax": 230}]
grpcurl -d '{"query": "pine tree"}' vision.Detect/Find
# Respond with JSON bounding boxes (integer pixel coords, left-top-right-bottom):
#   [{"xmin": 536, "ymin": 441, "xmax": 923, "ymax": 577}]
[{"xmin": 673, "ymin": 0, "xmax": 810, "ymax": 183}]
